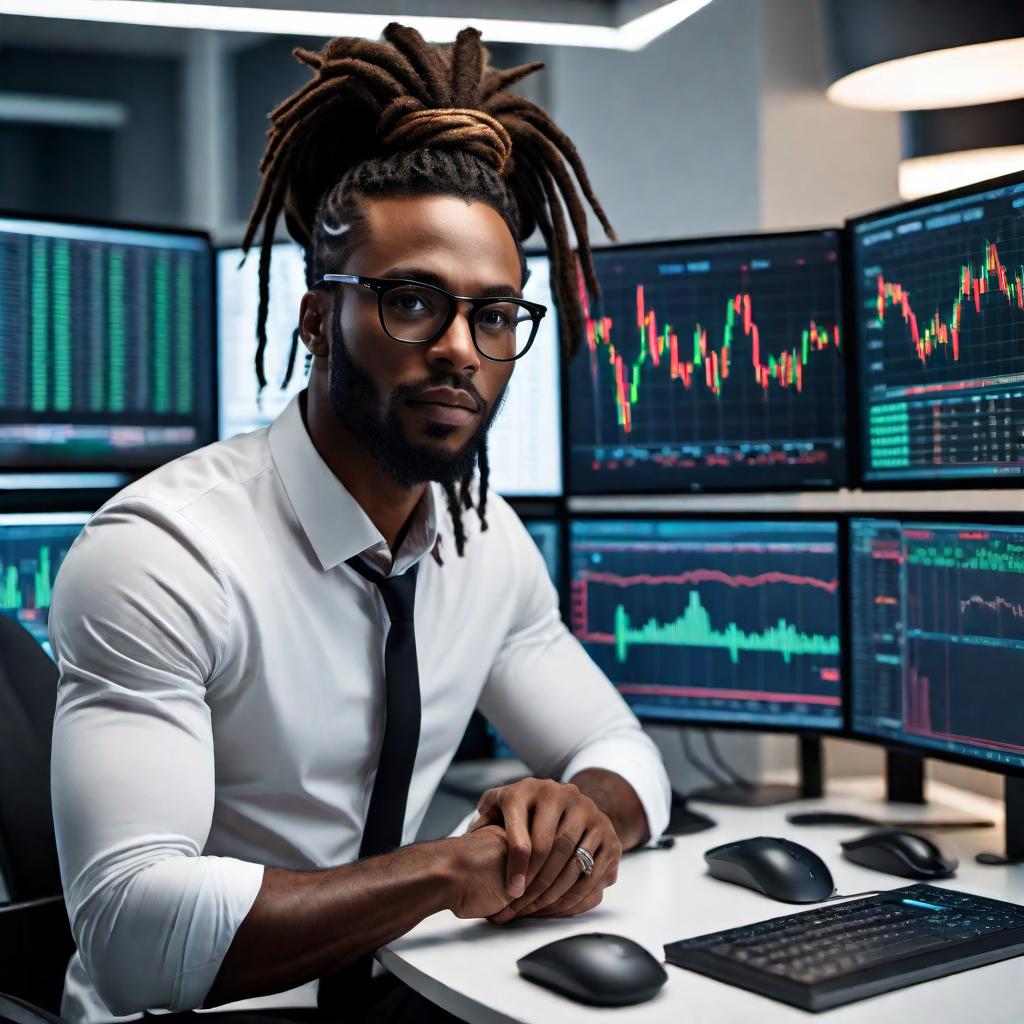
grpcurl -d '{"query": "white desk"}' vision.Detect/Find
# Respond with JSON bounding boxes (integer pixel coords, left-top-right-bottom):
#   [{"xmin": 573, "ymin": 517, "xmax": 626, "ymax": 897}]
[{"xmin": 380, "ymin": 777, "xmax": 1024, "ymax": 1023}]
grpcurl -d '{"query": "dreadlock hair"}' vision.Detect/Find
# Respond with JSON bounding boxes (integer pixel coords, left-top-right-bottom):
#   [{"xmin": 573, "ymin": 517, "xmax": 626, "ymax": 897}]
[{"xmin": 241, "ymin": 22, "xmax": 615, "ymax": 555}]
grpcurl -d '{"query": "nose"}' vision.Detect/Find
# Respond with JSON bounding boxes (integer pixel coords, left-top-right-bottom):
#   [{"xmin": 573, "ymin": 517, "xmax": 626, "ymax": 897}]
[{"xmin": 425, "ymin": 301, "xmax": 481, "ymax": 376}]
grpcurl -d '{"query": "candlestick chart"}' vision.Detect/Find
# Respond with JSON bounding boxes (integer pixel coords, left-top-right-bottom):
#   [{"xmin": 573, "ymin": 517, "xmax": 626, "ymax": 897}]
[
  {"xmin": 0, "ymin": 515, "xmax": 87, "ymax": 655},
  {"xmin": 569, "ymin": 519, "xmax": 843, "ymax": 730},
  {"xmin": 852, "ymin": 178, "xmax": 1024, "ymax": 482},
  {"xmin": 567, "ymin": 232, "xmax": 847, "ymax": 493},
  {"xmin": 850, "ymin": 519, "xmax": 1024, "ymax": 772}
]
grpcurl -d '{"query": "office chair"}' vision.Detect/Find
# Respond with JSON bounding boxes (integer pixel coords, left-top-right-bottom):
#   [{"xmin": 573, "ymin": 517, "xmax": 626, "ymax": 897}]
[{"xmin": 0, "ymin": 614, "xmax": 74, "ymax": 1022}]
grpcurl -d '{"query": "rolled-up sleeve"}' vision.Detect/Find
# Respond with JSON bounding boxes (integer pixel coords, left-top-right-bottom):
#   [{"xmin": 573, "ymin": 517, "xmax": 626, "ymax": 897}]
[
  {"xmin": 476, "ymin": 516, "xmax": 671, "ymax": 843},
  {"xmin": 49, "ymin": 500, "xmax": 264, "ymax": 1016}
]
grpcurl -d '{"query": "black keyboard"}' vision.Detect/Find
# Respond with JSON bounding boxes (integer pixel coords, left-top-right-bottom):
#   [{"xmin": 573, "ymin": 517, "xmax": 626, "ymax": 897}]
[{"xmin": 665, "ymin": 884, "xmax": 1024, "ymax": 1012}]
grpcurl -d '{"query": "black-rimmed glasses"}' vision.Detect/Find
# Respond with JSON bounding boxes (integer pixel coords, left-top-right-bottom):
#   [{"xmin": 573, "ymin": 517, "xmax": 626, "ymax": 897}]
[{"xmin": 313, "ymin": 274, "xmax": 546, "ymax": 362}]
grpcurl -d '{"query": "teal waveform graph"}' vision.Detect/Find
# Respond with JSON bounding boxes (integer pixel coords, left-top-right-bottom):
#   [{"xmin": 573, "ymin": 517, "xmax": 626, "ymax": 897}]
[{"xmin": 569, "ymin": 520, "xmax": 844, "ymax": 730}]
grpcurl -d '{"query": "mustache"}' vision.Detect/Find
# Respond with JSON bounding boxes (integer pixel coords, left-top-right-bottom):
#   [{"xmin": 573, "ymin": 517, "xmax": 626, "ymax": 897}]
[{"xmin": 396, "ymin": 373, "xmax": 486, "ymax": 414}]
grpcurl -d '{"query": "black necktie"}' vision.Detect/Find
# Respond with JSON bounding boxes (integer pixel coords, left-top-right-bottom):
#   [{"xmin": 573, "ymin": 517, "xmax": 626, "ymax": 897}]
[{"xmin": 317, "ymin": 556, "xmax": 422, "ymax": 1011}]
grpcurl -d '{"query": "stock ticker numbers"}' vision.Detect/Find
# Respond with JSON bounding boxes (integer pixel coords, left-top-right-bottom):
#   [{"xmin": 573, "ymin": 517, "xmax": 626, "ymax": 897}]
[
  {"xmin": 851, "ymin": 519, "xmax": 1024, "ymax": 771},
  {"xmin": 569, "ymin": 520, "xmax": 843, "ymax": 730},
  {"xmin": 567, "ymin": 233, "xmax": 847, "ymax": 493},
  {"xmin": 853, "ymin": 179, "xmax": 1024, "ymax": 483}
]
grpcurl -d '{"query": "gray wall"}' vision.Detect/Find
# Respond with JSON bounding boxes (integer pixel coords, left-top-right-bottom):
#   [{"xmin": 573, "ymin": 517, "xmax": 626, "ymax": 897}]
[
  {"xmin": 542, "ymin": 0, "xmax": 902, "ymax": 244},
  {"xmin": 0, "ymin": 49, "xmax": 182, "ymax": 226},
  {"xmin": 545, "ymin": 0, "xmax": 763, "ymax": 244}
]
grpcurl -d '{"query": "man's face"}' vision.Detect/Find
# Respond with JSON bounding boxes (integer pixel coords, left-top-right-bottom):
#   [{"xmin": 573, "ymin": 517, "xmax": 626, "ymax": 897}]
[{"xmin": 310, "ymin": 194, "xmax": 520, "ymax": 487}]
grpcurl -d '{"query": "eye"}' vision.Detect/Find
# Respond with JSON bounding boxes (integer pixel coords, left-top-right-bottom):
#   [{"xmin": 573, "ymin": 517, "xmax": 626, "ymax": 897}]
[
  {"xmin": 477, "ymin": 303, "xmax": 518, "ymax": 332},
  {"xmin": 385, "ymin": 287, "xmax": 441, "ymax": 317}
]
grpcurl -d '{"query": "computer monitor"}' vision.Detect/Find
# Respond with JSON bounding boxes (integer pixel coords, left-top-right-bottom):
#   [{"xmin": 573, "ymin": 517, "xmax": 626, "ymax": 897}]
[
  {"xmin": 849, "ymin": 172, "xmax": 1024, "ymax": 485},
  {"xmin": 0, "ymin": 511, "xmax": 90, "ymax": 657},
  {"xmin": 487, "ymin": 514, "xmax": 563, "ymax": 759},
  {"xmin": 523, "ymin": 517, "xmax": 561, "ymax": 587},
  {"xmin": 216, "ymin": 245, "xmax": 562, "ymax": 496},
  {"xmin": 568, "ymin": 517, "xmax": 843, "ymax": 732},
  {"xmin": 217, "ymin": 241, "xmax": 309, "ymax": 440},
  {"xmin": 488, "ymin": 255, "xmax": 562, "ymax": 496},
  {"xmin": 566, "ymin": 231, "xmax": 847, "ymax": 494},
  {"xmin": 0, "ymin": 213, "xmax": 215, "ymax": 470},
  {"xmin": 850, "ymin": 517, "xmax": 1024, "ymax": 775}
]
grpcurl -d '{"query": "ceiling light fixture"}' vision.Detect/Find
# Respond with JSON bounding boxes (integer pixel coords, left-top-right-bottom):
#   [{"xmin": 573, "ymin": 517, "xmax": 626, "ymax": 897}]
[
  {"xmin": 898, "ymin": 147, "xmax": 1024, "ymax": 201},
  {"xmin": 823, "ymin": 0, "xmax": 1024, "ymax": 111},
  {"xmin": 897, "ymin": 97, "xmax": 1024, "ymax": 199},
  {"xmin": 0, "ymin": 0, "xmax": 715, "ymax": 51}
]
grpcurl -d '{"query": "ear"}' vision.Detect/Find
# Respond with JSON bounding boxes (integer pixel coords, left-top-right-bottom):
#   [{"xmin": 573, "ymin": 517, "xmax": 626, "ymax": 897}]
[{"xmin": 299, "ymin": 291, "xmax": 330, "ymax": 358}]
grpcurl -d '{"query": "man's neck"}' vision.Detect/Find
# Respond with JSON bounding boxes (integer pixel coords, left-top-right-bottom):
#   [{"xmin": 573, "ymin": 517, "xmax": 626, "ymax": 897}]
[{"xmin": 299, "ymin": 387, "xmax": 426, "ymax": 555}]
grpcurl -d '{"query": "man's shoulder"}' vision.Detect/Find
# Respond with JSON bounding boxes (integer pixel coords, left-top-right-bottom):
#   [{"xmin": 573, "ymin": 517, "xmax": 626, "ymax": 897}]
[
  {"xmin": 111, "ymin": 429, "xmax": 275, "ymax": 518},
  {"xmin": 59, "ymin": 430, "xmax": 275, "ymax": 593}
]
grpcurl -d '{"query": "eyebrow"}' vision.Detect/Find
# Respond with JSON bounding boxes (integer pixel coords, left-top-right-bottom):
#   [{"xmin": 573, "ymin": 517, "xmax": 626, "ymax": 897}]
[{"xmin": 382, "ymin": 266, "xmax": 520, "ymax": 298}]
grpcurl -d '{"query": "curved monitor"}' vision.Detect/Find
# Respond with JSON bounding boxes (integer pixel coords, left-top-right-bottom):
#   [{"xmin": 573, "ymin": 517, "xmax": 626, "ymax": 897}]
[
  {"xmin": 567, "ymin": 231, "xmax": 847, "ymax": 494},
  {"xmin": 0, "ymin": 213, "xmax": 215, "ymax": 470}
]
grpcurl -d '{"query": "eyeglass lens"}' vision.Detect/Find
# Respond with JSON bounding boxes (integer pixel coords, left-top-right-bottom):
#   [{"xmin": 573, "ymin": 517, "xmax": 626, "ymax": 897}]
[{"xmin": 380, "ymin": 284, "xmax": 537, "ymax": 359}]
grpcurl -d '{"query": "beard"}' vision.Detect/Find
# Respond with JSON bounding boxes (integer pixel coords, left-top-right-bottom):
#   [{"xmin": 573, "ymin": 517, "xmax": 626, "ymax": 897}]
[{"xmin": 326, "ymin": 311, "xmax": 507, "ymax": 488}]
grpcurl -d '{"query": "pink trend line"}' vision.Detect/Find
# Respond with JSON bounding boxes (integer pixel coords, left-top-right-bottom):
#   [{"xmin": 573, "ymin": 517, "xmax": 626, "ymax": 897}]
[
  {"xmin": 959, "ymin": 594, "xmax": 1024, "ymax": 619},
  {"xmin": 580, "ymin": 568, "xmax": 838, "ymax": 594}
]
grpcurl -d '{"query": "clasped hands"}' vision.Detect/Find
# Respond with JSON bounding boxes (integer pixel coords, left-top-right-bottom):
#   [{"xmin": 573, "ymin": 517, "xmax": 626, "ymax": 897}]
[{"xmin": 453, "ymin": 777, "xmax": 622, "ymax": 925}]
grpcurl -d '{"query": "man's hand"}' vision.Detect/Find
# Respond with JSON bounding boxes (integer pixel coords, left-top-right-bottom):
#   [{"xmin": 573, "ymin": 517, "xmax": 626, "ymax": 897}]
[
  {"xmin": 469, "ymin": 778, "xmax": 621, "ymax": 925},
  {"xmin": 443, "ymin": 824, "xmax": 515, "ymax": 920}
]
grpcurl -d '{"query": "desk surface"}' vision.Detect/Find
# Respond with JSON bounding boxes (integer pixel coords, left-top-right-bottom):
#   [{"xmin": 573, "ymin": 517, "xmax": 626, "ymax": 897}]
[{"xmin": 380, "ymin": 776, "xmax": 1024, "ymax": 1024}]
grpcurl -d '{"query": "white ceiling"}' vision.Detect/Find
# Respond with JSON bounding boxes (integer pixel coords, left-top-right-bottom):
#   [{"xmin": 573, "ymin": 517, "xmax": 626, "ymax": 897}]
[{"xmin": 0, "ymin": 1, "xmax": 684, "ymax": 56}]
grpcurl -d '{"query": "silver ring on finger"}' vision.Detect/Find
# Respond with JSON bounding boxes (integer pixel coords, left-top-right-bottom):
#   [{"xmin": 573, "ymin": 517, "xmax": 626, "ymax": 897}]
[{"xmin": 574, "ymin": 846, "xmax": 595, "ymax": 876}]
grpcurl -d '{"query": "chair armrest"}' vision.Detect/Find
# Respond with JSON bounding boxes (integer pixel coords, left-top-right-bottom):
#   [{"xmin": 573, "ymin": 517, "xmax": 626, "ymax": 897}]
[
  {"xmin": 0, "ymin": 992, "xmax": 64, "ymax": 1024},
  {"xmin": 0, "ymin": 896, "xmax": 73, "ymax": 1015}
]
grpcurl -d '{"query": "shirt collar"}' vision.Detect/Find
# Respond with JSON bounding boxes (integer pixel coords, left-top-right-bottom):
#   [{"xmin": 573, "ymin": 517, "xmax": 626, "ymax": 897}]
[{"xmin": 268, "ymin": 392, "xmax": 440, "ymax": 575}]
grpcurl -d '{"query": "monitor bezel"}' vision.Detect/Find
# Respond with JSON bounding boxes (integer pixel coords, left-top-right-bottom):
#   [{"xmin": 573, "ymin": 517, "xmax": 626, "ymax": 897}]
[
  {"xmin": 567, "ymin": 509, "xmax": 849, "ymax": 738},
  {"xmin": 563, "ymin": 227, "xmax": 851, "ymax": 497},
  {"xmin": 0, "ymin": 207, "xmax": 219, "ymax": 472},
  {"xmin": 0, "ymin": 487, "xmax": 113, "ymax": 516},
  {"xmin": 846, "ymin": 510, "xmax": 1024, "ymax": 779},
  {"xmin": 845, "ymin": 168, "xmax": 1024, "ymax": 491}
]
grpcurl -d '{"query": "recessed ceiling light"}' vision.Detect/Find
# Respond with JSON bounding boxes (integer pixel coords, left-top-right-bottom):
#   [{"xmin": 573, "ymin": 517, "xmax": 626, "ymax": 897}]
[
  {"xmin": 899, "ymin": 146, "xmax": 1024, "ymax": 200},
  {"xmin": 829, "ymin": 38, "xmax": 1024, "ymax": 112},
  {"xmin": 823, "ymin": 0, "xmax": 1024, "ymax": 111},
  {"xmin": 0, "ymin": 0, "xmax": 715, "ymax": 51}
]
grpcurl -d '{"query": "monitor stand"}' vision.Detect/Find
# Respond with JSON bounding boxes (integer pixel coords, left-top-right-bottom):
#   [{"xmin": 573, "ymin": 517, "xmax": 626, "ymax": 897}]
[
  {"xmin": 886, "ymin": 750, "xmax": 926, "ymax": 804},
  {"xmin": 976, "ymin": 775, "xmax": 1024, "ymax": 866},
  {"xmin": 689, "ymin": 736, "xmax": 824, "ymax": 807},
  {"xmin": 666, "ymin": 794, "xmax": 717, "ymax": 835}
]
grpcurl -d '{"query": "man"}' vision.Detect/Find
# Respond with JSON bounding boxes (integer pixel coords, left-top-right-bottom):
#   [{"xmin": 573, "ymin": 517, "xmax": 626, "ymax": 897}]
[{"xmin": 49, "ymin": 24, "xmax": 670, "ymax": 1024}]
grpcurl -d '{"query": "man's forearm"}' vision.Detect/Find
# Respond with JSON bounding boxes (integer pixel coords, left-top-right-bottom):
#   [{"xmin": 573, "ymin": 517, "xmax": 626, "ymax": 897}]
[
  {"xmin": 570, "ymin": 768, "xmax": 650, "ymax": 850},
  {"xmin": 204, "ymin": 838, "xmax": 456, "ymax": 1007}
]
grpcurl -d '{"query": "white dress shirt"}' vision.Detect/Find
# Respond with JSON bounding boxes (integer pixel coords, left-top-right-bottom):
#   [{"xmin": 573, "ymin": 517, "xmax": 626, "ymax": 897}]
[{"xmin": 48, "ymin": 391, "xmax": 671, "ymax": 1024}]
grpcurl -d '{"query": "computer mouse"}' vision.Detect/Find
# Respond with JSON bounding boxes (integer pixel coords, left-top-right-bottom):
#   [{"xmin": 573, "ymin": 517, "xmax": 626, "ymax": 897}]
[
  {"xmin": 516, "ymin": 932, "xmax": 668, "ymax": 1006},
  {"xmin": 704, "ymin": 836, "xmax": 836, "ymax": 903},
  {"xmin": 788, "ymin": 811, "xmax": 881, "ymax": 827},
  {"xmin": 841, "ymin": 828, "xmax": 958, "ymax": 879}
]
